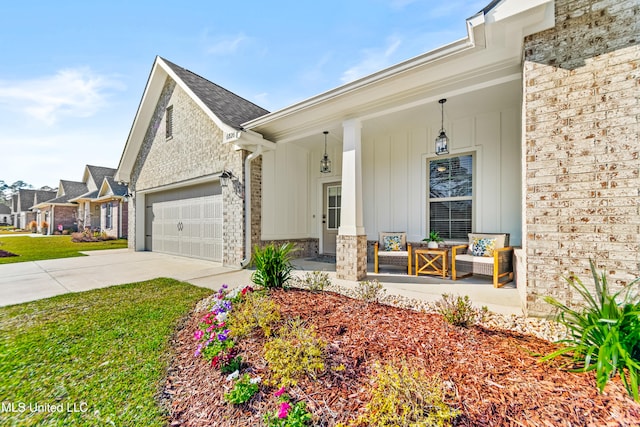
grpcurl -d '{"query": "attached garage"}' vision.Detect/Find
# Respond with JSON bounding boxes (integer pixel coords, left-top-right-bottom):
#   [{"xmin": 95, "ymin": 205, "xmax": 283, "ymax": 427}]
[{"xmin": 144, "ymin": 182, "xmax": 223, "ymax": 262}]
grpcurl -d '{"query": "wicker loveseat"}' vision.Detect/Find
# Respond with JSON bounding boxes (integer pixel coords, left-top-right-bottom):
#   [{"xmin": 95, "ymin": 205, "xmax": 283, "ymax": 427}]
[
  {"xmin": 373, "ymin": 232, "xmax": 412, "ymax": 274},
  {"xmin": 451, "ymin": 233, "xmax": 513, "ymax": 288}
]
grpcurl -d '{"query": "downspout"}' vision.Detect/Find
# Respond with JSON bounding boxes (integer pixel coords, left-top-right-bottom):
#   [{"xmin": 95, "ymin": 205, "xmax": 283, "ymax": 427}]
[{"xmin": 240, "ymin": 145, "xmax": 263, "ymax": 267}]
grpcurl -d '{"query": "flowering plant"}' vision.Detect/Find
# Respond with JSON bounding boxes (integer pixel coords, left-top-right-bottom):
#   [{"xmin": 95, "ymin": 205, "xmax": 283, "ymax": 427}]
[
  {"xmin": 223, "ymin": 372, "xmax": 261, "ymax": 404},
  {"xmin": 194, "ymin": 285, "xmax": 254, "ymax": 373},
  {"xmin": 264, "ymin": 387, "xmax": 313, "ymax": 426}
]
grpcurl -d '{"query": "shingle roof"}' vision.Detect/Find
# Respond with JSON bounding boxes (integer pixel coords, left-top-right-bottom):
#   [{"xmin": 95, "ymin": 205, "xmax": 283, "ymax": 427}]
[
  {"xmin": 86, "ymin": 165, "xmax": 116, "ymax": 187},
  {"xmin": 41, "ymin": 180, "xmax": 89, "ymax": 204},
  {"xmin": 0, "ymin": 204, "xmax": 10, "ymax": 214},
  {"xmin": 105, "ymin": 177, "xmax": 128, "ymax": 197},
  {"xmin": 161, "ymin": 57, "xmax": 269, "ymax": 130},
  {"xmin": 16, "ymin": 189, "xmax": 57, "ymax": 211}
]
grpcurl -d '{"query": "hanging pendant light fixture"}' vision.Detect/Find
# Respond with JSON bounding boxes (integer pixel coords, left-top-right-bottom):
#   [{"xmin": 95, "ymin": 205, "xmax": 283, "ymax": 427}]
[
  {"xmin": 320, "ymin": 131, "xmax": 331, "ymax": 173},
  {"xmin": 435, "ymin": 98, "xmax": 449, "ymax": 155}
]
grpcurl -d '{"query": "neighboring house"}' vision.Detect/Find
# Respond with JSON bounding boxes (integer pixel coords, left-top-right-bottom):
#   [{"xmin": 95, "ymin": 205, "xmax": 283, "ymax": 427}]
[
  {"xmin": 93, "ymin": 177, "xmax": 129, "ymax": 238},
  {"xmin": 116, "ymin": 0, "xmax": 639, "ymax": 315},
  {"xmin": 32, "ymin": 180, "xmax": 88, "ymax": 234},
  {"xmin": 10, "ymin": 189, "xmax": 57, "ymax": 230},
  {"xmin": 69, "ymin": 165, "xmax": 118, "ymax": 232},
  {"xmin": 0, "ymin": 203, "xmax": 11, "ymax": 225}
]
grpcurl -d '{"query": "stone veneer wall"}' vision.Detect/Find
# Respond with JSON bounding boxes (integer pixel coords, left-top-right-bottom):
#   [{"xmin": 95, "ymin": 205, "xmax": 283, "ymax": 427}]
[
  {"xmin": 523, "ymin": 0, "xmax": 639, "ymax": 315},
  {"xmin": 336, "ymin": 235, "xmax": 367, "ymax": 280},
  {"xmin": 129, "ymin": 77, "xmax": 246, "ymax": 266}
]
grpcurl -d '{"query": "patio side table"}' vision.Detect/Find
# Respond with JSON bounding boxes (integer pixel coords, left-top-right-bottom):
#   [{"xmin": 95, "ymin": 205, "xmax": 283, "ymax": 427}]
[{"xmin": 415, "ymin": 248, "xmax": 449, "ymax": 278}]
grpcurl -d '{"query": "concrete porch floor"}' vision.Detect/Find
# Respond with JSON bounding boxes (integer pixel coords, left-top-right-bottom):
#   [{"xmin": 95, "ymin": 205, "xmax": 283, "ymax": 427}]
[{"xmin": 291, "ymin": 258, "xmax": 523, "ymax": 316}]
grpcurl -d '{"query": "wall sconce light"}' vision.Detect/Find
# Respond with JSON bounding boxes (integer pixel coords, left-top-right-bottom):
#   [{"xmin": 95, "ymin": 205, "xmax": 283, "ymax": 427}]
[
  {"xmin": 435, "ymin": 98, "xmax": 449, "ymax": 156},
  {"xmin": 320, "ymin": 131, "xmax": 331, "ymax": 174},
  {"xmin": 123, "ymin": 192, "xmax": 133, "ymax": 202},
  {"xmin": 220, "ymin": 170, "xmax": 233, "ymax": 187}
]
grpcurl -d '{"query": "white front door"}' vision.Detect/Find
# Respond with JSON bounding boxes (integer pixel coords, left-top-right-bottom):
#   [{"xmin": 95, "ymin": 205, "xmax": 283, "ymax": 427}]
[{"xmin": 322, "ymin": 183, "xmax": 341, "ymax": 254}]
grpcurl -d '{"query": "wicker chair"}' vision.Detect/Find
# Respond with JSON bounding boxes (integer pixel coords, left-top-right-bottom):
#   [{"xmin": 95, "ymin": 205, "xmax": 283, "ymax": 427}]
[
  {"xmin": 451, "ymin": 233, "xmax": 513, "ymax": 288},
  {"xmin": 373, "ymin": 232, "xmax": 412, "ymax": 274}
]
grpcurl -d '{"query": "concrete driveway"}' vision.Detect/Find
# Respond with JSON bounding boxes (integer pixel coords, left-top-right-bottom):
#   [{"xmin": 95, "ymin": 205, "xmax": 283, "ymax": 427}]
[{"xmin": 0, "ymin": 249, "xmax": 252, "ymax": 307}]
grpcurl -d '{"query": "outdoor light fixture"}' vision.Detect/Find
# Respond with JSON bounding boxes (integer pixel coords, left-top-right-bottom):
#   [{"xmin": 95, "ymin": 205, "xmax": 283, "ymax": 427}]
[
  {"xmin": 320, "ymin": 131, "xmax": 331, "ymax": 174},
  {"xmin": 219, "ymin": 170, "xmax": 233, "ymax": 187},
  {"xmin": 435, "ymin": 98, "xmax": 449, "ymax": 156}
]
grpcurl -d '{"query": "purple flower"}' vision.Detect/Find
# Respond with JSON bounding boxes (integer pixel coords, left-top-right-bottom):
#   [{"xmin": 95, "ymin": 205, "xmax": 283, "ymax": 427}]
[
  {"xmin": 194, "ymin": 343, "xmax": 203, "ymax": 357},
  {"xmin": 217, "ymin": 329, "xmax": 230, "ymax": 341}
]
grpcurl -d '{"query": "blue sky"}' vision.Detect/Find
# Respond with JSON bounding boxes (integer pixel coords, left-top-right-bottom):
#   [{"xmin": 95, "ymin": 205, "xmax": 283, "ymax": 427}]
[{"xmin": 0, "ymin": 0, "xmax": 486, "ymax": 189}]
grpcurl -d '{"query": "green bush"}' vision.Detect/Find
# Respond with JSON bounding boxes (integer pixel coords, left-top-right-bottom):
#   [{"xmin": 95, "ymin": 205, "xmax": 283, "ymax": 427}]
[
  {"xmin": 543, "ymin": 260, "xmax": 640, "ymax": 401},
  {"xmin": 223, "ymin": 373, "xmax": 260, "ymax": 404},
  {"xmin": 263, "ymin": 319, "xmax": 326, "ymax": 387},
  {"xmin": 252, "ymin": 243, "xmax": 297, "ymax": 289},
  {"xmin": 339, "ymin": 360, "xmax": 459, "ymax": 427},
  {"xmin": 354, "ymin": 279, "xmax": 386, "ymax": 303},
  {"xmin": 294, "ymin": 270, "xmax": 332, "ymax": 292},
  {"xmin": 227, "ymin": 291, "xmax": 281, "ymax": 339},
  {"xmin": 435, "ymin": 294, "xmax": 487, "ymax": 327}
]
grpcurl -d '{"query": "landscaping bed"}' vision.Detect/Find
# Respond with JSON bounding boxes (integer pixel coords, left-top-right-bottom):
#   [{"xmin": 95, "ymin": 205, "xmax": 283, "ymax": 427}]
[{"xmin": 165, "ymin": 287, "xmax": 640, "ymax": 426}]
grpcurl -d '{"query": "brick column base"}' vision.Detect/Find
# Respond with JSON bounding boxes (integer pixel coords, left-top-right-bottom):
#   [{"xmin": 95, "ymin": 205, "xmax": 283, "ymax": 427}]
[{"xmin": 336, "ymin": 234, "xmax": 367, "ymax": 281}]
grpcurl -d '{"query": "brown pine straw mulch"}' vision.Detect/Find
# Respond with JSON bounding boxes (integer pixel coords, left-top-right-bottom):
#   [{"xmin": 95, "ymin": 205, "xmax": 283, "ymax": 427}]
[{"xmin": 164, "ymin": 288, "xmax": 640, "ymax": 427}]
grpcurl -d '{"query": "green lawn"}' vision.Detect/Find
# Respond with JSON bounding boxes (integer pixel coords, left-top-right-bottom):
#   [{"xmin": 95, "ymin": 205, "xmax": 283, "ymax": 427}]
[
  {"xmin": 0, "ymin": 236, "xmax": 128, "ymax": 264},
  {"xmin": 0, "ymin": 279, "xmax": 212, "ymax": 426}
]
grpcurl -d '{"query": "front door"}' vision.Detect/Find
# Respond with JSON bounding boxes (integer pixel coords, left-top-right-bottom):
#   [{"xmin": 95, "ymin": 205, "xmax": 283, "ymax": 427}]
[{"xmin": 322, "ymin": 183, "xmax": 341, "ymax": 254}]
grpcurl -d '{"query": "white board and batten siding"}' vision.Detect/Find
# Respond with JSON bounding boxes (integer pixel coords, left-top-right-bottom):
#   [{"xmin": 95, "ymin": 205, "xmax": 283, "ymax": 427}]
[{"xmin": 145, "ymin": 182, "xmax": 223, "ymax": 262}]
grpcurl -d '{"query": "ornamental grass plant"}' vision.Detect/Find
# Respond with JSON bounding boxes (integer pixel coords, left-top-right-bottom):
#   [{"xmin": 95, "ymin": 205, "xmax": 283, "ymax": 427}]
[
  {"xmin": 251, "ymin": 243, "xmax": 297, "ymax": 289},
  {"xmin": 543, "ymin": 260, "xmax": 640, "ymax": 401}
]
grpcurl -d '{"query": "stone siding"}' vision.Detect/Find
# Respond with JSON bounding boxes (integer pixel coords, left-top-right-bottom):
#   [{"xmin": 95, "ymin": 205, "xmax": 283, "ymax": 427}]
[
  {"xmin": 336, "ymin": 235, "xmax": 367, "ymax": 280},
  {"xmin": 129, "ymin": 77, "xmax": 245, "ymax": 266},
  {"xmin": 523, "ymin": 0, "xmax": 639, "ymax": 314}
]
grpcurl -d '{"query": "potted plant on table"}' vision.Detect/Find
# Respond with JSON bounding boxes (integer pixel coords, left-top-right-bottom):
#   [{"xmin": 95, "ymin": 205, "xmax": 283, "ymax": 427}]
[{"xmin": 424, "ymin": 231, "xmax": 444, "ymax": 249}]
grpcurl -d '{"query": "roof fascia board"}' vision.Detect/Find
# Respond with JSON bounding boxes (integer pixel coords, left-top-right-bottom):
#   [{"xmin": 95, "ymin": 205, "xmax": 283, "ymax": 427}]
[{"xmin": 243, "ymin": 37, "xmax": 478, "ymax": 130}]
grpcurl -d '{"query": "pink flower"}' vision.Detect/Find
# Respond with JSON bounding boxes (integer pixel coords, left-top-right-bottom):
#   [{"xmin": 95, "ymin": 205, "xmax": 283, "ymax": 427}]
[
  {"xmin": 194, "ymin": 330, "xmax": 204, "ymax": 340},
  {"xmin": 274, "ymin": 386, "xmax": 286, "ymax": 397},
  {"xmin": 277, "ymin": 402, "xmax": 291, "ymax": 419}
]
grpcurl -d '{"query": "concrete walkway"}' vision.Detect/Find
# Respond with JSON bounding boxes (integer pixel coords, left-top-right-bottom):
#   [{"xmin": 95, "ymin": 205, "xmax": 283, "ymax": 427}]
[{"xmin": 0, "ymin": 249, "xmax": 523, "ymax": 315}]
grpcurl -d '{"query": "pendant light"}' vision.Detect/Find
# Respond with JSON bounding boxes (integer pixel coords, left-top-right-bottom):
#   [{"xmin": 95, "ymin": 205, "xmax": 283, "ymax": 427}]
[
  {"xmin": 320, "ymin": 131, "xmax": 331, "ymax": 173},
  {"xmin": 435, "ymin": 98, "xmax": 449, "ymax": 155}
]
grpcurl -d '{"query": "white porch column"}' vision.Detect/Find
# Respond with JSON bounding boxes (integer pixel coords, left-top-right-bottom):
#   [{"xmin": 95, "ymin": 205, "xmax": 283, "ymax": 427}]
[{"xmin": 336, "ymin": 118, "xmax": 367, "ymax": 280}]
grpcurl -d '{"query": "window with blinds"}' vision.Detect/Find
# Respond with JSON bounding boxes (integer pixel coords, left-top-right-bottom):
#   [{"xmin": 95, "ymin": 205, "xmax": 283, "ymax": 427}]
[{"xmin": 428, "ymin": 154, "xmax": 473, "ymax": 239}]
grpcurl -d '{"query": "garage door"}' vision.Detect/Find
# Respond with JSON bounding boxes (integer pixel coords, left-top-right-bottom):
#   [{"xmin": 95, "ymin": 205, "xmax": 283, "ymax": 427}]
[{"xmin": 145, "ymin": 183, "xmax": 223, "ymax": 262}]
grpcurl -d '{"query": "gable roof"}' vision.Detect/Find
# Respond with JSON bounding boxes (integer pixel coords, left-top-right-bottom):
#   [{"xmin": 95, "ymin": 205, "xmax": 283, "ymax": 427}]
[
  {"xmin": 34, "ymin": 180, "xmax": 88, "ymax": 207},
  {"xmin": 161, "ymin": 58, "xmax": 269, "ymax": 130},
  {"xmin": 115, "ymin": 56, "xmax": 269, "ymax": 183},
  {"xmin": 13, "ymin": 189, "xmax": 57, "ymax": 212},
  {"xmin": 85, "ymin": 165, "xmax": 117, "ymax": 190},
  {"xmin": 94, "ymin": 177, "xmax": 129, "ymax": 202},
  {"xmin": 0, "ymin": 204, "xmax": 10, "ymax": 215}
]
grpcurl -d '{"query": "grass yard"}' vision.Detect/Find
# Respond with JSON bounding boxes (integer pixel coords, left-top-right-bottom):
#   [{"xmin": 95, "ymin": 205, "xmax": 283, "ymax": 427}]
[
  {"xmin": 0, "ymin": 278, "xmax": 212, "ymax": 426},
  {"xmin": 0, "ymin": 235, "xmax": 128, "ymax": 264}
]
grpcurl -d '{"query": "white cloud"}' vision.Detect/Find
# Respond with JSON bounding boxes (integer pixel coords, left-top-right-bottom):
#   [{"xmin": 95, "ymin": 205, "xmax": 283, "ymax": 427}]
[
  {"xmin": 0, "ymin": 68, "xmax": 123, "ymax": 125},
  {"xmin": 340, "ymin": 37, "xmax": 402, "ymax": 84},
  {"xmin": 205, "ymin": 33, "xmax": 250, "ymax": 55}
]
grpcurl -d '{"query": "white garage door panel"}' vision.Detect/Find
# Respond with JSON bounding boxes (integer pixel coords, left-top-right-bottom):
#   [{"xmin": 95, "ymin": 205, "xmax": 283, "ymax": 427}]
[{"xmin": 149, "ymin": 194, "xmax": 223, "ymax": 262}]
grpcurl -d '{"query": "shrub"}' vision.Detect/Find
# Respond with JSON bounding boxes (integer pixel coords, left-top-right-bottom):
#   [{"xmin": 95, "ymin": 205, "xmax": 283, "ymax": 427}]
[
  {"xmin": 435, "ymin": 294, "xmax": 487, "ymax": 327},
  {"xmin": 28, "ymin": 220, "xmax": 37, "ymax": 231},
  {"xmin": 263, "ymin": 319, "xmax": 326, "ymax": 387},
  {"xmin": 354, "ymin": 279, "xmax": 386, "ymax": 303},
  {"xmin": 542, "ymin": 260, "xmax": 640, "ymax": 401},
  {"xmin": 294, "ymin": 270, "xmax": 331, "ymax": 292},
  {"xmin": 252, "ymin": 243, "xmax": 297, "ymax": 289},
  {"xmin": 227, "ymin": 291, "xmax": 281, "ymax": 339},
  {"xmin": 340, "ymin": 360, "xmax": 459, "ymax": 427}
]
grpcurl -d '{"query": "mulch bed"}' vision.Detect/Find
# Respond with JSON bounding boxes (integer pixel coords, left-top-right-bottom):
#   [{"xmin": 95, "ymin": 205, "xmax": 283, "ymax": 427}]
[
  {"xmin": 0, "ymin": 249, "xmax": 18, "ymax": 258},
  {"xmin": 164, "ymin": 288, "xmax": 640, "ymax": 426}
]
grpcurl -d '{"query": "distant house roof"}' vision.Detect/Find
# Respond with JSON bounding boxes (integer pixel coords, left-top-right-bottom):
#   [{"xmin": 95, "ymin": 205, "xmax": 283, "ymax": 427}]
[
  {"xmin": 0, "ymin": 204, "xmax": 10, "ymax": 215},
  {"xmin": 14, "ymin": 189, "xmax": 57, "ymax": 212},
  {"xmin": 34, "ymin": 180, "xmax": 88, "ymax": 207},
  {"xmin": 86, "ymin": 165, "xmax": 117, "ymax": 188},
  {"xmin": 161, "ymin": 57, "xmax": 269, "ymax": 130}
]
